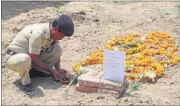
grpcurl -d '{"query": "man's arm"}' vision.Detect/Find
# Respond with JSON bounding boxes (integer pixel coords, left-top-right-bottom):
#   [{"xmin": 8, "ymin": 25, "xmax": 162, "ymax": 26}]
[
  {"xmin": 29, "ymin": 54, "xmax": 61, "ymax": 80},
  {"xmin": 54, "ymin": 58, "xmax": 61, "ymax": 71},
  {"xmin": 54, "ymin": 58, "xmax": 67, "ymax": 74},
  {"xmin": 29, "ymin": 54, "xmax": 54, "ymax": 74},
  {"xmin": 54, "ymin": 57, "xmax": 69, "ymax": 83}
]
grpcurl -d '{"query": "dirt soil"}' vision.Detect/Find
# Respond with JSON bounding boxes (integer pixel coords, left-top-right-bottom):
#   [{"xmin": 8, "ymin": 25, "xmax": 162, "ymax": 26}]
[{"xmin": 1, "ymin": 2, "xmax": 180, "ymax": 105}]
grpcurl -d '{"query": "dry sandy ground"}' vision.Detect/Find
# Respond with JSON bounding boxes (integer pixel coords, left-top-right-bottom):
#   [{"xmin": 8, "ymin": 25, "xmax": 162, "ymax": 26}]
[{"xmin": 1, "ymin": 2, "xmax": 180, "ymax": 105}]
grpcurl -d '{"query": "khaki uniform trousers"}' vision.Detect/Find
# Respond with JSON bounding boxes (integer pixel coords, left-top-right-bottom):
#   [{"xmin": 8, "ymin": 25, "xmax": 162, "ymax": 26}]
[{"xmin": 6, "ymin": 43, "xmax": 62, "ymax": 85}]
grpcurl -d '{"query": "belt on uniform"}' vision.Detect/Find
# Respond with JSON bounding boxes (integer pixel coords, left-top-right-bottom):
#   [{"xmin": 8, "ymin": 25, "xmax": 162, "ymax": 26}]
[
  {"xmin": 6, "ymin": 49, "xmax": 17, "ymax": 55},
  {"xmin": 4, "ymin": 49, "xmax": 17, "ymax": 63}
]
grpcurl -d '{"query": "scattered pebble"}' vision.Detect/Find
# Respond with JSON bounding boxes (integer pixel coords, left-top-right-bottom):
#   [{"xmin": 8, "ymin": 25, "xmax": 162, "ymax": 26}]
[
  {"xmin": 79, "ymin": 11, "xmax": 86, "ymax": 15},
  {"xmin": 89, "ymin": 99, "xmax": 93, "ymax": 102},
  {"xmin": 96, "ymin": 96, "xmax": 105, "ymax": 100},
  {"xmin": 124, "ymin": 98, "xmax": 128, "ymax": 102},
  {"xmin": 37, "ymin": 86, "xmax": 44, "ymax": 90},
  {"xmin": 145, "ymin": 100, "xmax": 150, "ymax": 103},
  {"xmin": 93, "ymin": 18, "xmax": 100, "ymax": 22},
  {"xmin": 170, "ymin": 82, "xmax": 174, "ymax": 85}
]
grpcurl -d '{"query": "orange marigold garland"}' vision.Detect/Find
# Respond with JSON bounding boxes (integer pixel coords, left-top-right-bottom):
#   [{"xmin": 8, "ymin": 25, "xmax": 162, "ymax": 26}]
[{"xmin": 73, "ymin": 32, "xmax": 180, "ymax": 82}]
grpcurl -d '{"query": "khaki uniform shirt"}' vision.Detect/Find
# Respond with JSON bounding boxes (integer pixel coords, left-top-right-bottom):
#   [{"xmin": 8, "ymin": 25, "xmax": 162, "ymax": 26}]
[{"xmin": 7, "ymin": 22, "xmax": 54, "ymax": 55}]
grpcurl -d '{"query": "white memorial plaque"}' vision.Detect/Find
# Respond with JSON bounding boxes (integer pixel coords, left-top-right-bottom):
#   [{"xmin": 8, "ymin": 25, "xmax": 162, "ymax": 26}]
[{"xmin": 103, "ymin": 49, "xmax": 126, "ymax": 83}]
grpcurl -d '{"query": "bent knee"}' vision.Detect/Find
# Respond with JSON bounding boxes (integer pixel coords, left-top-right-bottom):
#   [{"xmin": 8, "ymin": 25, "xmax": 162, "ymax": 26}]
[{"xmin": 6, "ymin": 53, "xmax": 31, "ymax": 72}]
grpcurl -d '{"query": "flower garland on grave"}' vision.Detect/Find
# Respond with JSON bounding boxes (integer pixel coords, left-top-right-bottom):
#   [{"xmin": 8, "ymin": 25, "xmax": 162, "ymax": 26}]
[{"xmin": 73, "ymin": 32, "xmax": 180, "ymax": 81}]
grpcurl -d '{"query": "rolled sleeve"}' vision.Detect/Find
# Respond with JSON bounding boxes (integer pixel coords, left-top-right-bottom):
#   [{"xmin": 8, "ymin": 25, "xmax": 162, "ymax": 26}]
[{"xmin": 29, "ymin": 31, "xmax": 43, "ymax": 55}]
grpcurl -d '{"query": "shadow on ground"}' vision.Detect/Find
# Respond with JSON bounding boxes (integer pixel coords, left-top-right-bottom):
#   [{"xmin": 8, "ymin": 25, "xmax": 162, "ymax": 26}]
[{"xmin": 13, "ymin": 77, "xmax": 62, "ymax": 98}]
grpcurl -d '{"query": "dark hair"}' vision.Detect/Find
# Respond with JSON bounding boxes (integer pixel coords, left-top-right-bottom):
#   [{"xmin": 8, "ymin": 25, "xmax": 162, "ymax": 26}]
[
  {"xmin": 52, "ymin": 19, "xmax": 58, "ymax": 28},
  {"xmin": 52, "ymin": 19, "xmax": 61, "ymax": 33}
]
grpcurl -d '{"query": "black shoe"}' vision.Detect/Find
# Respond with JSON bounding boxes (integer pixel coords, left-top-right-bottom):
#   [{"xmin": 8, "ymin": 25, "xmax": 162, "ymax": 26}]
[{"xmin": 22, "ymin": 83, "xmax": 35, "ymax": 92}]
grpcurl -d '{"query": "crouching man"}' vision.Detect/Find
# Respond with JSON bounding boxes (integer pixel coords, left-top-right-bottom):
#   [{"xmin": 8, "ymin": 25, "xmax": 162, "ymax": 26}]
[{"xmin": 5, "ymin": 14, "xmax": 74, "ymax": 92}]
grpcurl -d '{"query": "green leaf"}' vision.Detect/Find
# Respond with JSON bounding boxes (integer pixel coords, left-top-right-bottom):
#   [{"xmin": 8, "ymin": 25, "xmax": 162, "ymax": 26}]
[
  {"xmin": 128, "ymin": 82, "xmax": 141, "ymax": 92},
  {"xmin": 133, "ymin": 83, "xmax": 140, "ymax": 90}
]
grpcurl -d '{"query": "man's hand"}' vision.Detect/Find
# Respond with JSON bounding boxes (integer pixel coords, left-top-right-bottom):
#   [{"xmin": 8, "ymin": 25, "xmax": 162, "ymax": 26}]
[
  {"xmin": 57, "ymin": 69, "xmax": 67, "ymax": 74},
  {"xmin": 51, "ymin": 70, "xmax": 61, "ymax": 81},
  {"xmin": 56, "ymin": 69, "xmax": 70, "ymax": 84},
  {"xmin": 54, "ymin": 58, "xmax": 69, "ymax": 84}
]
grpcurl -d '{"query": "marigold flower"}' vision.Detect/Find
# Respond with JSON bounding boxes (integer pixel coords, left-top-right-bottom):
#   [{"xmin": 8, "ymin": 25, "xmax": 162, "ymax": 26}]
[{"xmin": 73, "ymin": 32, "xmax": 180, "ymax": 82}]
